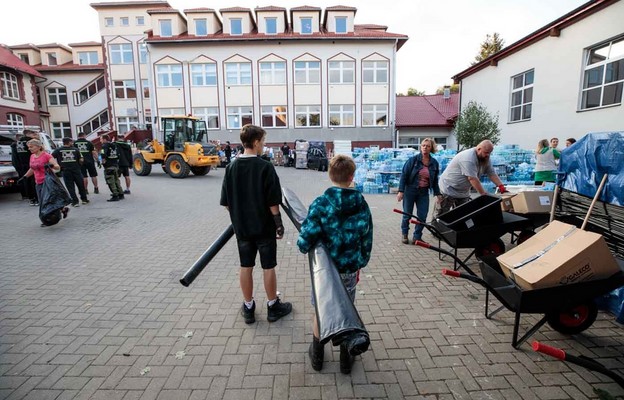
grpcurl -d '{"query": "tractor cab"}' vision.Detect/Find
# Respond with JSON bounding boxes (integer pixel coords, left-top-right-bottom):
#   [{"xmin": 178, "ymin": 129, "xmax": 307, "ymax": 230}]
[{"xmin": 163, "ymin": 116, "xmax": 209, "ymax": 151}]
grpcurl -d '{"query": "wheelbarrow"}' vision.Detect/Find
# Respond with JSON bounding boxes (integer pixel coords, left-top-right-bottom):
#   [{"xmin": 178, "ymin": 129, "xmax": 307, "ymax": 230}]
[{"xmin": 415, "ymin": 239, "xmax": 624, "ymax": 348}]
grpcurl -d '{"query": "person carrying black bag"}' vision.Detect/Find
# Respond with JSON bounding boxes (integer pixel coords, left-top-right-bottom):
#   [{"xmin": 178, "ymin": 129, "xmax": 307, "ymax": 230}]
[
  {"xmin": 100, "ymin": 134, "xmax": 124, "ymax": 202},
  {"xmin": 52, "ymin": 137, "xmax": 89, "ymax": 207}
]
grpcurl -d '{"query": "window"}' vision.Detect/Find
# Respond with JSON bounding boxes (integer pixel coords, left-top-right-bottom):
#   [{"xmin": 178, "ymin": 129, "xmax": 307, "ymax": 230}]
[
  {"xmin": 7, "ymin": 113, "xmax": 24, "ymax": 127},
  {"xmin": 261, "ymin": 106, "xmax": 287, "ymax": 127},
  {"xmin": 230, "ymin": 19, "xmax": 242, "ymax": 35},
  {"xmin": 110, "ymin": 43, "xmax": 133, "ymax": 64},
  {"xmin": 47, "ymin": 53, "xmax": 57, "ymax": 66},
  {"xmin": 139, "ymin": 43, "xmax": 147, "ymax": 64},
  {"xmin": 227, "ymin": 106, "xmax": 253, "ymax": 129},
  {"xmin": 225, "ymin": 63, "xmax": 252, "ymax": 85},
  {"xmin": 116, "ymin": 117, "xmax": 138, "ymax": 135},
  {"xmin": 80, "ymin": 110, "xmax": 109, "ymax": 135},
  {"xmin": 294, "ymin": 61, "xmax": 320, "ymax": 84},
  {"xmin": 158, "ymin": 108, "xmax": 184, "ymax": 127},
  {"xmin": 329, "ymin": 105, "xmax": 354, "ymax": 126},
  {"xmin": 1, "ymin": 72, "xmax": 20, "ymax": 99},
  {"xmin": 265, "ymin": 17, "xmax": 277, "ymax": 34},
  {"xmin": 19, "ymin": 53, "xmax": 29, "ymax": 63},
  {"xmin": 74, "ymin": 76, "xmax": 105, "ymax": 105},
  {"xmin": 581, "ymin": 37, "xmax": 624, "ymax": 109},
  {"xmin": 105, "ymin": 17, "xmax": 114, "ymax": 27},
  {"xmin": 120, "ymin": 17, "xmax": 129, "ymax": 26},
  {"xmin": 192, "ymin": 107, "xmax": 220, "ymax": 129},
  {"xmin": 51, "ymin": 122, "xmax": 71, "ymax": 139},
  {"xmin": 156, "ymin": 64, "xmax": 183, "ymax": 87},
  {"xmin": 48, "ymin": 87, "xmax": 67, "ymax": 106},
  {"xmin": 195, "ymin": 19, "xmax": 207, "ymax": 36},
  {"xmin": 362, "ymin": 104, "xmax": 388, "ymax": 126},
  {"xmin": 335, "ymin": 16, "xmax": 347, "ymax": 33},
  {"xmin": 113, "ymin": 80, "xmax": 136, "ymax": 99},
  {"xmin": 363, "ymin": 61, "xmax": 388, "ymax": 84},
  {"xmin": 259, "ymin": 62, "xmax": 286, "ymax": 85},
  {"xmin": 329, "ymin": 61, "xmax": 354, "ymax": 84},
  {"xmin": 191, "ymin": 63, "xmax": 217, "ymax": 86},
  {"xmin": 36, "ymin": 87, "xmax": 42, "ymax": 108},
  {"xmin": 300, "ymin": 17, "xmax": 312, "ymax": 34},
  {"xmin": 160, "ymin": 20, "xmax": 172, "ymax": 37},
  {"xmin": 136, "ymin": 16, "xmax": 145, "ymax": 26},
  {"xmin": 295, "ymin": 105, "xmax": 321, "ymax": 127},
  {"xmin": 78, "ymin": 51, "xmax": 99, "ymax": 65},
  {"xmin": 509, "ymin": 69, "xmax": 534, "ymax": 122},
  {"xmin": 142, "ymin": 79, "xmax": 150, "ymax": 98}
]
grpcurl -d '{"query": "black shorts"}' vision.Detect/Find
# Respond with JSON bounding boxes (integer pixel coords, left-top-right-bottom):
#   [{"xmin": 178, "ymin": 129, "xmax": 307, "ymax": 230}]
[
  {"xmin": 119, "ymin": 166, "xmax": 130, "ymax": 177},
  {"xmin": 237, "ymin": 236, "xmax": 277, "ymax": 269},
  {"xmin": 80, "ymin": 162, "xmax": 98, "ymax": 178}
]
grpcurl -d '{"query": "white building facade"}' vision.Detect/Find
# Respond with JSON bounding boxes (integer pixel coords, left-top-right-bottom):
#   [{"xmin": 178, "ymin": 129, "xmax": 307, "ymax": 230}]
[{"xmin": 452, "ymin": 0, "xmax": 624, "ymax": 149}]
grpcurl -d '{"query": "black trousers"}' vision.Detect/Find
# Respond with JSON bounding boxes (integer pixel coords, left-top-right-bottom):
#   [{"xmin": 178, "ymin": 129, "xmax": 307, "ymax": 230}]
[{"xmin": 62, "ymin": 168, "xmax": 87, "ymax": 203}]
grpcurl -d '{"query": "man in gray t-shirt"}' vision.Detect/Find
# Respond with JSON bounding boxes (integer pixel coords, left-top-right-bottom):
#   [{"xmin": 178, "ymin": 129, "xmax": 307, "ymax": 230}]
[{"xmin": 437, "ymin": 140, "xmax": 507, "ymax": 216}]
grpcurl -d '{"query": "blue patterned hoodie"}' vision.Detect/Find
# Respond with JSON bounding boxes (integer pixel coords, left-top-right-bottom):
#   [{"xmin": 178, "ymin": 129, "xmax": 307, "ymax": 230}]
[{"xmin": 297, "ymin": 187, "xmax": 373, "ymax": 273}]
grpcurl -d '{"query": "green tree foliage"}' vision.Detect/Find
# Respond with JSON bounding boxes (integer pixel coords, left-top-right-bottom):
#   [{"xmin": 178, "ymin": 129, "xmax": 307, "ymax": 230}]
[
  {"xmin": 454, "ymin": 101, "xmax": 501, "ymax": 150},
  {"xmin": 435, "ymin": 84, "xmax": 460, "ymax": 95},
  {"xmin": 406, "ymin": 87, "xmax": 426, "ymax": 96},
  {"xmin": 472, "ymin": 32, "xmax": 505, "ymax": 65}
]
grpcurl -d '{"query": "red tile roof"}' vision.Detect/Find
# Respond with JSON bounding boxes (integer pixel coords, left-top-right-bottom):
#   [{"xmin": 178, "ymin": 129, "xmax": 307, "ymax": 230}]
[
  {"xmin": 147, "ymin": 7, "xmax": 178, "ymax": 14},
  {"xmin": 68, "ymin": 41, "xmax": 102, "ymax": 47},
  {"xmin": 36, "ymin": 43, "xmax": 73, "ymax": 53},
  {"xmin": 255, "ymin": 6, "xmax": 287, "ymax": 12},
  {"xmin": 9, "ymin": 43, "xmax": 39, "ymax": 50},
  {"xmin": 290, "ymin": 6, "xmax": 322, "ymax": 11},
  {"xmin": 183, "ymin": 8, "xmax": 216, "ymax": 13},
  {"xmin": 0, "ymin": 46, "xmax": 44, "ymax": 78},
  {"xmin": 34, "ymin": 62, "xmax": 106, "ymax": 72},
  {"xmin": 219, "ymin": 7, "xmax": 252, "ymax": 13},
  {"xmin": 90, "ymin": 1, "xmax": 170, "ymax": 10},
  {"xmin": 355, "ymin": 24, "xmax": 387, "ymax": 31},
  {"xmin": 395, "ymin": 93, "xmax": 459, "ymax": 128},
  {"xmin": 453, "ymin": 0, "xmax": 616, "ymax": 82}
]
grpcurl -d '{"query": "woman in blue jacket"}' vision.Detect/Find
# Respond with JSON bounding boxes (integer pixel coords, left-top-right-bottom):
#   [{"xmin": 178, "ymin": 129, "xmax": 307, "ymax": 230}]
[{"xmin": 397, "ymin": 138, "xmax": 441, "ymax": 244}]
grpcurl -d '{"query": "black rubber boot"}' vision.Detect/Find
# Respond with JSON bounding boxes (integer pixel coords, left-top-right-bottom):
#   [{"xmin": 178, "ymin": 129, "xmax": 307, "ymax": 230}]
[
  {"xmin": 340, "ymin": 343, "xmax": 354, "ymax": 374},
  {"xmin": 308, "ymin": 336, "xmax": 324, "ymax": 371}
]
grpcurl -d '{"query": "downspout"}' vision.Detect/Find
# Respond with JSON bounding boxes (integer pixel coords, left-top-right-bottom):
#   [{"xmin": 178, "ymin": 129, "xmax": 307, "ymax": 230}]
[
  {"xmin": 456, "ymin": 78, "xmax": 462, "ymax": 151},
  {"xmin": 391, "ymin": 38, "xmax": 398, "ymax": 148}
]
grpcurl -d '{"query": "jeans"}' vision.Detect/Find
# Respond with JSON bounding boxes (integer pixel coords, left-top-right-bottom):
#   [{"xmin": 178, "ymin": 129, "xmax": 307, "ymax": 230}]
[{"xmin": 401, "ymin": 187, "xmax": 430, "ymax": 241}]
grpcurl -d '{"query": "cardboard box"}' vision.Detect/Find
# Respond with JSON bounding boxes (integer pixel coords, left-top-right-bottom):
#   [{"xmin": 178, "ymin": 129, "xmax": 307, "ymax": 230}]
[
  {"xmin": 511, "ymin": 191, "xmax": 553, "ymax": 214},
  {"xmin": 500, "ymin": 194, "xmax": 516, "ymax": 212},
  {"xmin": 497, "ymin": 221, "xmax": 620, "ymax": 290}
]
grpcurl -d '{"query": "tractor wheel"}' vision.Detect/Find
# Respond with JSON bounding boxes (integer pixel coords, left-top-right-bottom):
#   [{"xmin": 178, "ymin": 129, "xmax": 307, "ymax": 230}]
[
  {"xmin": 191, "ymin": 166, "xmax": 210, "ymax": 176},
  {"xmin": 546, "ymin": 302, "xmax": 598, "ymax": 335},
  {"xmin": 166, "ymin": 155, "xmax": 190, "ymax": 179},
  {"xmin": 133, "ymin": 154, "xmax": 152, "ymax": 176},
  {"xmin": 475, "ymin": 238, "xmax": 506, "ymax": 259}
]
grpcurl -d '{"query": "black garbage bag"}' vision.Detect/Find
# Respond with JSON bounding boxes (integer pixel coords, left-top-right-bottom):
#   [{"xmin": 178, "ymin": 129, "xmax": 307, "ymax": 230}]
[
  {"xmin": 39, "ymin": 167, "xmax": 71, "ymax": 226},
  {"xmin": 281, "ymin": 187, "xmax": 370, "ymax": 353}
]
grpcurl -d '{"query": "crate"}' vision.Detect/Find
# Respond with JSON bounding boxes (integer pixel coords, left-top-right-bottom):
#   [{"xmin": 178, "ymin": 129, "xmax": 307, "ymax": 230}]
[{"xmin": 436, "ymin": 194, "xmax": 503, "ymax": 231}]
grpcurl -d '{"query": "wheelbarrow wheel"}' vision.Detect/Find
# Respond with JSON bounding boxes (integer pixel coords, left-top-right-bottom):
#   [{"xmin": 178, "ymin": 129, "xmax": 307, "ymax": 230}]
[
  {"xmin": 517, "ymin": 230, "xmax": 535, "ymax": 245},
  {"xmin": 475, "ymin": 238, "xmax": 505, "ymax": 259},
  {"xmin": 546, "ymin": 302, "xmax": 598, "ymax": 335}
]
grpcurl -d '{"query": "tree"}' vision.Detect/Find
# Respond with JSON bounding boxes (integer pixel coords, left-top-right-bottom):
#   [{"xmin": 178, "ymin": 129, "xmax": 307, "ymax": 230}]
[
  {"xmin": 454, "ymin": 101, "xmax": 501, "ymax": 150},
  {"xmin": 435, "ymin": 84, "xmax": 460, "ymax": 95},
  {"xmin": 472, "ymin": 32, "xmax": 505, "ymax": 65},
  {"xmin": 406, "ymin": 87, "xmax": 426, "ymax": 96}
]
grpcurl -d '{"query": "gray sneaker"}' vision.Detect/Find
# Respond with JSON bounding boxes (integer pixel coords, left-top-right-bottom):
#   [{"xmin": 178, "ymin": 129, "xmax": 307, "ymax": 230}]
[{"xmin": 267, "ymin": 298, "xmax": 292, "ymax": 322}]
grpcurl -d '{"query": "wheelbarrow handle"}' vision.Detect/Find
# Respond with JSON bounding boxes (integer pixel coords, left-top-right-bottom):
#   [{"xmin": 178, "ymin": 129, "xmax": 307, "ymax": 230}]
[
  {"xmin": 393, "ymin": 209, "xmax": 441, "ymax": 236},
  {"xmin": 414, "ymin": 240, "xmax": 473, "ymax": 273},
  {"xmin": 532, "ymin": 341, "xmax": 624, "ymax": 388},
  {"xmin": 393, "ymin": 208, "xmax": 424, "ymax": 223},
  {"xmin": 442, "ymin": 268, "xmax": 486, "ymax": 285}
]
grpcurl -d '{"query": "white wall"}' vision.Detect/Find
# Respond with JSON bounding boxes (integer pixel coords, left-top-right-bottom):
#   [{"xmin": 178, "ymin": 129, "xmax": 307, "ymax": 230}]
[{"xmin": 459, "ymin": 1, "xmax": 624, "ymax": 149}]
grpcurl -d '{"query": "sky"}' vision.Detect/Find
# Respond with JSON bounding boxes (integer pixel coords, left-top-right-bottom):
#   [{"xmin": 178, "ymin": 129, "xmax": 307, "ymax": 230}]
[{"xmin": 1, "ymin": 0, "xmax": 586, "ymax": 94}]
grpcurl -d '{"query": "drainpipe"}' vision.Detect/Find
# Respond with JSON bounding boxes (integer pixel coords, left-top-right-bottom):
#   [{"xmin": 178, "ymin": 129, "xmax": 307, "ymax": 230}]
[{"xmin": 391, "ymin": 39, "xmax": 398, "ymax": 147}]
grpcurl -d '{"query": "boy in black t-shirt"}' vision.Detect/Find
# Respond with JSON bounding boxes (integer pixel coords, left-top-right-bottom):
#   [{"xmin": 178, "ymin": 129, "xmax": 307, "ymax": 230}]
[
  {"xmin": 74, "ymin": 132, "xmax": 100, "ymax": 194},
  {"xmin": 220, "ymin": 124, "xmax": 292, "ymax": 324},
  {"xmin": 52, "ymin": 137, "xmax": 89, "ymax": 206}
]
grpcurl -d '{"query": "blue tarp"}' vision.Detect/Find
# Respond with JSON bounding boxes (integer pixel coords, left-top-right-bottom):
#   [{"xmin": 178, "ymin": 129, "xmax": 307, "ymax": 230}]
[{"xmin": 558, "ymin": 131, "xmax": 624, "ymax": 206}]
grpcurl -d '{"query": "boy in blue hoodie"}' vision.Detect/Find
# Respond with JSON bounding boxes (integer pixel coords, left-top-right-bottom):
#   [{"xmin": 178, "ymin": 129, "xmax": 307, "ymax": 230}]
[{"xmin": 297, "ymin": 155, "xmax": 373, "ymax": 374}]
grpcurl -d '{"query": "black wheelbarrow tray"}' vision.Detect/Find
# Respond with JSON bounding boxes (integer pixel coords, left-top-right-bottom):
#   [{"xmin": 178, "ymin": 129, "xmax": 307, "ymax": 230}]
[{"xmin": 418, "ymin": 240, "xmax": 624, "ymax": 349}]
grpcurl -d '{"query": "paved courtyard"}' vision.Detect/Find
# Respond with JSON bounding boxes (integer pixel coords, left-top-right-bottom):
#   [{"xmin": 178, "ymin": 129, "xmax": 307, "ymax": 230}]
[{"xmin": 1, "ymin": 165, "xmax": 623, "ymax": 400}]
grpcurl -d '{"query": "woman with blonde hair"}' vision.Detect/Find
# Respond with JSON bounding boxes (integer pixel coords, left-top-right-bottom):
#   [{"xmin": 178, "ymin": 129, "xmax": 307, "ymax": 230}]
[
  {"xmin": 534, "ymin": 138, "xmax": 560, "ymax": 185},
  {"xmin": 397, "ymin": 138, "xmax": 441, "ymax": 244}
]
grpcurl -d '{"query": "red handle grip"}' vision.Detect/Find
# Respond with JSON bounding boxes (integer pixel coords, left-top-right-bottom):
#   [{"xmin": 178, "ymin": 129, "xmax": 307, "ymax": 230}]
[
  {"xmin": 414, "ymin": 240, "xmax": 430, "ymax": 248},
  {"xmin": 442, "ymin": 268, "xmax": 461, "ymax": 277},
  {"xmin": 532, "ymin": 341, "xmax": 566, "ymax": 360},
  {"xmin": 393, "ymin": 208, "xmax": 403, "ymax": 214}
]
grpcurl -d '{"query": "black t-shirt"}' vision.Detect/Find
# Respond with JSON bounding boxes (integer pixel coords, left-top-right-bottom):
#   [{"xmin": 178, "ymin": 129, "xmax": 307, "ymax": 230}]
[
  {"xmin": 101, "ymin": 142, "xmax": 119, "ymax": 168},
  {"xmin": 11, "ymin": 138, "xmax": 31, "ymax": 171},
  {"xmin": 74, "ymin": 138, "xmax": 95, "ymax": 163},
  {"xmin": 115, "ymin": 141, "xmax": 133, "ymax": 167},
  {"xmin": 52, "ymin": 146, "xmax": 83, "ymax": 172},
  {"xmin": 224, "ymin": 145, "xmax": 232, "ymax": 158},
  {"xmin": 281, "ymin": 145, "xmax": 290, "ymax": 156},
  {"xmin": 220, "ymin": 156, "xmax": 282, "ymax": 240}
]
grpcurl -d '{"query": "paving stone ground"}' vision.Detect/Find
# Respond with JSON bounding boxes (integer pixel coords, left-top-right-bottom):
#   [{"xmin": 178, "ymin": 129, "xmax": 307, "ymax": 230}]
[{"xmin": 1, "ymin": 165, "xmax": 624, "ymax": 400}]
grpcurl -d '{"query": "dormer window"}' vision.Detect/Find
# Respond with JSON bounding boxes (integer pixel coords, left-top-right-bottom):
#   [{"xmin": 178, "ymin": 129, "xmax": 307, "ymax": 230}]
[
  {"xmin": 105, "ymin": 17, "xmax": 114, "ymax": 27},
  {"xmin": 136, "ymin": 16, "xmax": 145, "ymax": 26},
  {"xmin": 335, "ymin": 17, "xmax": 347, "ymax": 34},
  {"xmin": 160, "ymin": 19, "xmax": 172, "ymax": 37},
  {"xmin": 120, "ymin": 17, "xmax": 129, "ymax": 27},
  {"xmin": 301, "ymin": 18, "xmax": 312, "ymax": 34},
  {"xmin": 230, "ymin": 19, "xmax": 242, "ymax": 35},
  {"xmin": 48, "ymin": 53, "xmax": 58, "ymax": 66},
  {"xmin": 195, "ymin": 19, "xmax": 208, "ymax": 36},
  {"xmin": 265, "ymin": 18, "xmax": 277, "ymax": 34},
  {"xmin": 78, "ymin": 51, "xmax": 99, "ymax": 65}
]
